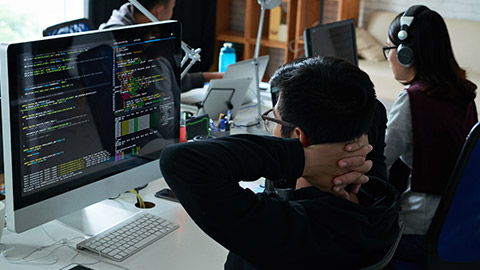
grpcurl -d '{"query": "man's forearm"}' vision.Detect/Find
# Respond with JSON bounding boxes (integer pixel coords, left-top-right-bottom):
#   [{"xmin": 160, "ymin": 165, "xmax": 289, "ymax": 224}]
[{"xmin": 160, "ymin": 135, "xmax": 304, "ymax": 187}]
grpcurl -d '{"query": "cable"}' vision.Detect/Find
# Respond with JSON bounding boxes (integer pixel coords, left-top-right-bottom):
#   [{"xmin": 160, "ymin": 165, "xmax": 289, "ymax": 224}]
[
  {"xmin": 41, "ymin": 225, "xmax": 102, "ymax": 266},
  {"xmin": 1, "ymin": 223, "xmax": 131, "ymax": 269},
  {"xmin": 41, "ymin": 224, "xmax": 64, "ymax": 241},
  {"xmin": 232, "ymin": 121, "xmax": 261, "ymax": 128},
  {"xmin": 1, "ymin": 239, "xmax": 64, "ymax": 265},
  {"xmin": 129, "ymin": 189, "xmax": 146, "ymax": 208},
  {"xmin": 108, "ymin": 193, "xmax": 122, "ymax": 200},
  {"xmin": 239, "ymin": 103, "xmax": 260, "ymax": 111},
  {"xmin": 69, "ymin": 246, "xmax": 102, "ymax": 266}
]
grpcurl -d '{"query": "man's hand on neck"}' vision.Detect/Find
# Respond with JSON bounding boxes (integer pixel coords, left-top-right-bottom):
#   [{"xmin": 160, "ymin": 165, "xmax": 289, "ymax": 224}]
[
  {"xmin": 295, "ymin": 177, "xmax": 359, "ymax": 204},
  {"xmin": 301, "ymin": 134, "xmax": 372, "ymax": 201}
]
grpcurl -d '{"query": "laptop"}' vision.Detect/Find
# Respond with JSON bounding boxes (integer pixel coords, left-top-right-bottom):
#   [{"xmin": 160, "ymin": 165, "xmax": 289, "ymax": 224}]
[
  {"xmin": 180, "ymin": 55, "xmax": 270, "ymax": 105},
  {"xmin": 270, "ymin": 19, "xmax": 358, "ymax": 107},
  {"xmin": 304, "ymin": 19, "xmax": 358, "ymax": 66},
  {"xmin": 223, "ymin": 55, "xmax": 270, "ymax": 103}
]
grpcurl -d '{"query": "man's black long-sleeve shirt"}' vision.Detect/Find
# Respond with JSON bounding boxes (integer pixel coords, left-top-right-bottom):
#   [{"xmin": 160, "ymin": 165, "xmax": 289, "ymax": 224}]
[{"xmin": 160, "ymin": 135, "xmax": 399, "ymax": 269}]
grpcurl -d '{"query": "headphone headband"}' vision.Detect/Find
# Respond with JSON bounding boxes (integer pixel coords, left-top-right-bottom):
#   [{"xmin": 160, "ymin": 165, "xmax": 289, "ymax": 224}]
[
  {"xmin": 397, "ymin": 5, "xmax": 429, "ymax": 41},
  {"xmin": 396, "ymin": 5, "xmax": 430, "ymax": 67}
]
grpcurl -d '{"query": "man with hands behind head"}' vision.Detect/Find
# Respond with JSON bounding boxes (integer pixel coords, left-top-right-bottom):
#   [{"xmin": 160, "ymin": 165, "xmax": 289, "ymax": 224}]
[
  {"xmin": 265, "ymin": 52, "xmax": 390, "ymax": 201},
  {"xmin": 160, "ymin": 56, "xmax": 399, "ymax": 270}
]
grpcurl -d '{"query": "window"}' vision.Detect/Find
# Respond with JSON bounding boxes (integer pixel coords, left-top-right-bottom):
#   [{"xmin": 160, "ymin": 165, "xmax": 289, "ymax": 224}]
[{"xmin": 0, "ymin": 0, "xmax": 85, "ymax": 42}]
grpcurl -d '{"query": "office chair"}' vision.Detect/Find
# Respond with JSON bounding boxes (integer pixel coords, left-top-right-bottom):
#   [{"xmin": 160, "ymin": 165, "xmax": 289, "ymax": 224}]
[
  {"xmin": 391, "ymin": 122, "xmax": 480, "ymax": 270},
  {"xmin": 358, "ymin": 221, "xmax": 405, "ymax": 270},
  {"xmin": 42, "ymin": 18, "xmax": 95, "ymax": 37}
]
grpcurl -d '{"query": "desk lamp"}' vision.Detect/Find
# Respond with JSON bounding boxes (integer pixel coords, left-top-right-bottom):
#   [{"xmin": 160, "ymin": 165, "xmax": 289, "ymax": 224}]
[
  {"xmin": 247, "ymin": 0, "xmax": 282, "ymax": 132},
  {"xmin": 128, "ymin": 0, "xmax": 201, "ymax": 79}
]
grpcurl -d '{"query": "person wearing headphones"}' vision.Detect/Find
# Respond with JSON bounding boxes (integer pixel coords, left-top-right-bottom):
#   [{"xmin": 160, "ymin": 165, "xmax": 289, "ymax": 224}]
[{"xmin": 383, "ymin": 5, "xmax": 478, "ymax": 263}]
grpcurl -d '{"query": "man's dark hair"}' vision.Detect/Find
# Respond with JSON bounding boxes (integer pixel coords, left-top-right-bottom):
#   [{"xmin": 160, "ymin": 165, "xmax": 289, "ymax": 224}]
[
  {"xmin": 134, "ymin": 0, "xmax": 171, "ymax": 12},
  {"xmin": 270, "ymin": 56, "xmax": 376, "ymax": 144}
]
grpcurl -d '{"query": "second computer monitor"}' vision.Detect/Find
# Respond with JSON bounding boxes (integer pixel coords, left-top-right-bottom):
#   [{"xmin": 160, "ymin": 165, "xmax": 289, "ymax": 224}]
[{"xmin": 304, "ymin": 19, "xmax": 358, "ymax": 66}]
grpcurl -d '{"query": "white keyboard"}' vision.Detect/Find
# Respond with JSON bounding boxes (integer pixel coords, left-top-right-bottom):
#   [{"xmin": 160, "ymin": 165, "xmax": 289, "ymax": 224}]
[{"xmin": 76, "ymin": 212, "xmax": 179, "ymax": 261}]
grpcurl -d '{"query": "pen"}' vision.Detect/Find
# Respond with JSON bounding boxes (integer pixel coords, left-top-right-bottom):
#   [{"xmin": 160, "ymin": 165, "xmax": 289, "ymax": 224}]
[
  {"xmin": 226, "ymin": 109, "xmax": 232, "ymax": 122},
  {"xmin": 219, "ymin": 118, "xmax": 226, "ymax": 132},
  {"xmin": 210, "ymin": 119, "xmax": 218, "ymax": 132},
  {"xmin": 217, "ymin": 113, "xmax": 224, "ymax": 128}
]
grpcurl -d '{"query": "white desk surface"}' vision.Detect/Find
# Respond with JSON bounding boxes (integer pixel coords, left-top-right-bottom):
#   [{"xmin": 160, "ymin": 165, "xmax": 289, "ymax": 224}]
[
  {"xmin": 0, "ymin": 99, "xmax": 272, "ymax": 270},
  {"xmin": 0, "ymin": 178, "xmax": 265, "ymax": 270},
  {"xmin": 1, "ymin": 178, "xmax": 228, "ymax": 270}
]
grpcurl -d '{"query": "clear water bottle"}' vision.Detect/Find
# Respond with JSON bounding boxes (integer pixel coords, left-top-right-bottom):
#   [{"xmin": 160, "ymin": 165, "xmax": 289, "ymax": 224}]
[{"xmin": 219, "ymin": 42, "xmax": 236, "ymax": 72}]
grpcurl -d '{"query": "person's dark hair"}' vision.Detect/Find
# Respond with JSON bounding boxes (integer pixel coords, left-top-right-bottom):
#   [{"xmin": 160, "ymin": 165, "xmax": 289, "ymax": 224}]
[
  {"xmin": 270, "ymin": 56, "xmax": 376, "ymax": 144},
  {"xmin": 388, "ymin": 7, "xmax": 477, "ymax": 104},
  {"xmin": 134, "ymin": 0, "xmax": 171, "ymax": 13}
]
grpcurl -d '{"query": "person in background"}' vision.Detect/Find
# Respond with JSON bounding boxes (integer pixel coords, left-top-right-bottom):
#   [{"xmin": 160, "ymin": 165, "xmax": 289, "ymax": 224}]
[
  {"xmin": 383, "ymin": 5, "xmax": 478, "ymax": 263},
  {"xmin": 99, "ymin": 0, "xmax": 223, "ymax": 92},
  {"xmin": 160, "ymin": 56, "xmax": 400, "ymax": 269}
]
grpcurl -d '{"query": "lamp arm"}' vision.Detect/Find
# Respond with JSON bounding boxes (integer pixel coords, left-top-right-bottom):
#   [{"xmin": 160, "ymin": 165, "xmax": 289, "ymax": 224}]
[
  {"xmin": 254, "ymin": 6, "xmax": 266, "ymax": 59},
  {"xmin": 128, "ymin": 0, "xmax": 201, "ymax": 79},
  {"xmin": 181, "ymin": 46, "xmax": 201, "ymax": 79},
  {"xmin": 128, "ymin": 0, "xmax": 158, "ymax": 22},
  {"xmin": 181, "ymin": 42, "xmax": 202, "ymax": 78},
  {"xmin": 253, "ymin": 6, "xmax": 266, "ymax": 122}
]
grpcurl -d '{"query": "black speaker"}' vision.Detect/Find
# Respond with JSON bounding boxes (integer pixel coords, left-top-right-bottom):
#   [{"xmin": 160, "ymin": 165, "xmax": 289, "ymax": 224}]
[{"xmin": 396, "ymin": 5, "xmax": 429, "ymax": 67}]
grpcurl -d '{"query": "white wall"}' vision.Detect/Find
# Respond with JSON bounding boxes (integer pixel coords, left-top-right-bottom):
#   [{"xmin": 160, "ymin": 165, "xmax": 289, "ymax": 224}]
[{"xmin": 360, "ymin": 0, "xmax": 480, "ymax": 26}]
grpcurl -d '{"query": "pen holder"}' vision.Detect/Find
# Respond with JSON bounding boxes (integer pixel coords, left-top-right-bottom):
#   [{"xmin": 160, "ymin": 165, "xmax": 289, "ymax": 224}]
[
  {"xmin": 210, "ymin": 130, "xmax": 230, "ymax": 138},
  {"xmin": 186, "ymin": 114, "xmax": 210, "ymax": 140}
]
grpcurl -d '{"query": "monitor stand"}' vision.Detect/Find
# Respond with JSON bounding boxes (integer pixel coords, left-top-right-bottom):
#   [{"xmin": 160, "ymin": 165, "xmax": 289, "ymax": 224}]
[{"xmin": 57, "ymin": 200, "xmax": 137, "ymax": 236}]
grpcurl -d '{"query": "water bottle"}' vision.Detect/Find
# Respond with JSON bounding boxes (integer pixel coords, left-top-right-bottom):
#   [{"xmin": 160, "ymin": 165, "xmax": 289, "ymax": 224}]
[{"xmin": 219, "ymin": 42, "xmax": 236, "ymax": 72}]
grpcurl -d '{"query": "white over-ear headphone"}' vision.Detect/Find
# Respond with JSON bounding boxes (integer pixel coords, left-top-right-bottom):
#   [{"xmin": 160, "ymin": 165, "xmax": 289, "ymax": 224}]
[{"xmin": 396, "ymin": 5, "xmax": 430, "ymax": 67}]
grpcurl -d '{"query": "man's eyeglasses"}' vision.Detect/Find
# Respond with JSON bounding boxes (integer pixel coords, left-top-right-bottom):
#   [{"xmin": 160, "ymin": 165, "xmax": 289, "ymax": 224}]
[
  {"xmin": 382, "ymin": 45, "xmax": 397, "ymax": 60},
  {"xmin": 261, "ymin": 108, "xmax": 296, "ymax": 132}
]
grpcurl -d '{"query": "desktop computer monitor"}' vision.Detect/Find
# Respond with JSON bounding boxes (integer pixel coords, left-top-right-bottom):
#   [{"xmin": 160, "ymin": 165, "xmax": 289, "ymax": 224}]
[
  {"xmin": 0, "ymin": 21, "xmax": 181, "ymax": 233},
  {"xmin": 304, "ymin": 18, "xmax": 358, "ymax": 66}
]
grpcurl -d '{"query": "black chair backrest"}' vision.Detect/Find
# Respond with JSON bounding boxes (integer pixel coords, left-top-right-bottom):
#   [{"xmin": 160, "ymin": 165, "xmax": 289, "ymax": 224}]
[
  {"xmin": 425, "ymin": 122, "xmax": 480, "ymax": 269},
  {"xmin": 43, "ymin": 18, "xmax": 95, "ymax": 37},
  {"xmin": 358, "ymin": 221, "xmax": 405, "ymax": 270}
]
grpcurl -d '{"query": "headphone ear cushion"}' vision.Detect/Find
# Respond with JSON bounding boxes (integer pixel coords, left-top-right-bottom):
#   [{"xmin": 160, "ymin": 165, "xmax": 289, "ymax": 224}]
[{"xmin": 397, "ymin": 44, "xmax": 414, "ymax": 67}]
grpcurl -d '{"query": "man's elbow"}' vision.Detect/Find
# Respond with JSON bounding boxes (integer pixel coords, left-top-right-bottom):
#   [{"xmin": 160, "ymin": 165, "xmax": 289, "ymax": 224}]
[{"xmin": 159, "ymin": 144, "xmax": 181, "ymax": 180}]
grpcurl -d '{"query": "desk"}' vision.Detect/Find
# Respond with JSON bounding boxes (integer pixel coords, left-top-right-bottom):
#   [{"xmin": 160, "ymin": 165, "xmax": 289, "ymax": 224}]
[
  {"xmin": 0, "ymin": 101, "xmax": 272, "ymax": 270},
  {"xmin": 0, "ymin": 178, "xmax": 228, "ymax": 270},
  {"xmin": 0, "ymin": 177, "xmax": 264, "ymax": 270}
]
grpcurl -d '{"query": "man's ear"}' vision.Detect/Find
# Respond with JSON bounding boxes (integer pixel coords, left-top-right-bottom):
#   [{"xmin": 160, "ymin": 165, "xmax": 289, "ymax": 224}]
[{"xmin": 294, "ymin": 127, "xmax": 311, "ymax": 147}]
